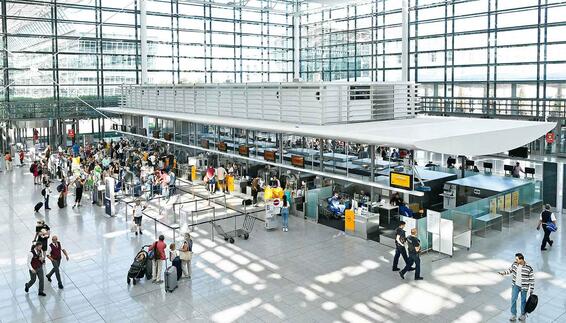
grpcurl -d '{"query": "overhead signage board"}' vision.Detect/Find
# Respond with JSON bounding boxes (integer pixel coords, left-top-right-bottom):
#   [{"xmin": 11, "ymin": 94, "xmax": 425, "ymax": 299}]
[{"xmin": 390, "ymin": 172, "xmax": 413, "ymax": 190}]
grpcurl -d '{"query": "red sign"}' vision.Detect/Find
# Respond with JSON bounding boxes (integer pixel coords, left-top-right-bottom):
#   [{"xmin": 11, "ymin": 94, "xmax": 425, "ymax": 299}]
[
  {"xmin": 68, "ymin": 129, "xmax": 75, "ymax": 138},
  {"xmin": 273, "ymin": 198, "xmax": 280, "ymax": 207},
  {"xmin": 546, "ymin": 132, "xmax": 555, "ymax": 144}
]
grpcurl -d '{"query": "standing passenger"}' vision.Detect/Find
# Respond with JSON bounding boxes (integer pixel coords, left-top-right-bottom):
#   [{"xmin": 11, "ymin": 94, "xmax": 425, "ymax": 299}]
[
  {"xmin": 281, "ymin": 195, "xmax": 290, "ymax": 232},
  {"xmin": 498, "ymin": 253, "xmax": 534, "ymax": 322},
  {"xmin": 25, "ymin": 242, "xmax": 46, "ymax": 296}
]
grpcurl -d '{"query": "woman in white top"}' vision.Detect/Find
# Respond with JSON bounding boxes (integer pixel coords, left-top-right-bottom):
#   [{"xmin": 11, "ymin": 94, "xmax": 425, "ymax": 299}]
[
  {"xmin": 132, "ymin": 199, "xmax": 144, "ymax": 235},
  {"xmin": 179, "ymin": 233, "xmax": 193, "ymax": 278}
]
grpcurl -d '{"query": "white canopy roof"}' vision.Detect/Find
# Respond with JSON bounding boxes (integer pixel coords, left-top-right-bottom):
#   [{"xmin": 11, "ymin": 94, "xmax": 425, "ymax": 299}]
[{"xmin": 102, "ymin": 107, "xmax": 555, "ymax": 157}]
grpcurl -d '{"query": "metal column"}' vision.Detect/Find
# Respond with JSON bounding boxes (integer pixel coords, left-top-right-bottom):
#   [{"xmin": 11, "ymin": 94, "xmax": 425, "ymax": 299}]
[
  {"xmin": 370, "ymin": 145, "xmax": 375, "ymax": 200},
  {"xmin": 140, "ymin": 0, "xmax": 148, "ymax": 84},
  {"xmin": 401, "ymin": 0, "xmax": 409, "ymax": 82}
]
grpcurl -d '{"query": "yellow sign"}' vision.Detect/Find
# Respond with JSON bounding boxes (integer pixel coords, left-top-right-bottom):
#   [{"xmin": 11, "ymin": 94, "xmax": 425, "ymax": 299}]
[
  {"xmin": 345, "ymin": 209, "xmax": 355, "ymax": 232},
  {"xmin": 512, "ymin": 191, "xmax": 519, "ymax": 208},
  {"xmin": 490, "ymin": 199, "xmax": 497, "ymax": 214},
  {"xmin": 497, "ymin": 195, "xmax": 505, "ymax": 211},
  {"xmin": 390, "ymin": 172, "xmax": 413, "ymax": 190},
  {"xmin": 191, "ymin": 165, "xmax": 197, "ymax": 181},
  {"xmin": 227, "ymin": 175, "xmax": 234, "ymax": 192},
  {"xmin": 505, "ymin": 194, "xmax": 512, "ymax": 210}
]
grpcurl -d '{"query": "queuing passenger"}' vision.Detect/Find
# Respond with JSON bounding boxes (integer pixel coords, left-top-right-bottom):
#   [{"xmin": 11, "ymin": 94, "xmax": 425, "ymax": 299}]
[
  {"xmin": 512, "ymin": 162, "xmax": 524, "ymax": 178},
  {"xmin": 217, "ymin": 164, "xmax": 228, "ymax": 194},
  {"xmin": 19, "ymin": 149, "xmax": 25, "ymax": 166},
  {"xmin": 399, "ymin": 228, "xmax": 423, "ymax": 280},
  {"xmin": 132, "ymin": 199, "xmax": 144, "ymax": 235},
  {"xmin": 498, "ymin": 253, "xmax": 534, "ymax": 322},
  {"xmin": 25, "ymin": 242, "xmax": 46, "ymax": 296},
  {"xmin": 251, "ymin": 177, "xmax": 260, "ymax": 207},
  {"xmin": 72, "ymin": 177, "xmax": 85, "ymax": 208},
  {"xmin": 537, "ymin": 204, "xmax": 557, "ymax": 251},
  {"xmin": 179, "ymin": 233, "xmax": 193, "ymax": 279},
  {"xmin": 392, "ymin": 221, "xmax": 409, "ymax": 272},
  {"xmin": 46, "ymin": 235, "xmax": 69, "ymax": 289},
  {"xmin": 149, "ymin": 235, "xmax": 167, "ymax": 284}
]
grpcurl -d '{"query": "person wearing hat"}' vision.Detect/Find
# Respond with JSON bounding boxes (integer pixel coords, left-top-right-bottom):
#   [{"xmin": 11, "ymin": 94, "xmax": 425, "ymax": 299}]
[
  {"xmin": 25, "ymin": 242, "xmax": 46, "ymax": 296},
  {"xmin": 537, "ymin": 204, "xmax": 557, "ymax": 251},
  {"xmin": 46, "ymin": 235, "xmax": 69, "ymax": 289},
  {"xmin": 35, "ymin": 228, "xmax": 50, "ymax": 252}
]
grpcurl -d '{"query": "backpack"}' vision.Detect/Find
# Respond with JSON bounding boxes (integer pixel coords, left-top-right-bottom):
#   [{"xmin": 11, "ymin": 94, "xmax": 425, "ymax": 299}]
[
  {"xmin": 150, "ymin": 242, "xmax": 160, "ymax": 260},
  {"xmin": 41, "ymin": 188, "xmax": 46, "ymax": 197},
  {"xmin": 57, "ymin": 183, "xmax": 65, "ymax": 193}
]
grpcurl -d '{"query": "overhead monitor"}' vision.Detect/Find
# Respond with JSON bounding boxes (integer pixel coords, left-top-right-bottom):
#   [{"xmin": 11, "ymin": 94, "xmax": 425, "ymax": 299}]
[
  {"xmin": 483, "ymin": 162, "xmax": 493, "ymax": 169},
  {"xmin": 525, "ymin": 167, "xmax": 535, "ymax": 174},
  {"xmin": 466, "ymin": 160, "xmax": 475, "ymax": 167},
  {"xmin": 218, "ymin": 141, "xmax": 227, "ymax": 152},
  {"xmin": 390, "ymin": 172, "xmax": 414, "ymax": 190},
  {"xmin": 201, "ymin": 139, "xmax": 209, "ymax": 149},
  {"xmin": 509, "ymin": 146, "xmax": 528, "ymax": 158},
  {"xmin": 239, "ymin": 145, "xmax": 249, "ymax": 157},
  {"xmin": 503, "ymin": 165, "xmax": 514, "ymax": 172},
  {"xmin": 264, "ymin": 150, "xmax": 276, "ymax": 162},
  {"xmin": 291, "ymin": 155, "xmax": 304, "ymax": 168}
]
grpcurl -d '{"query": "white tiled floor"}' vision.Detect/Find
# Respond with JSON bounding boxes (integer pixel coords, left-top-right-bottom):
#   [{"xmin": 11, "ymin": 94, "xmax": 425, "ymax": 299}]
[{"xmin": 1, "ymin": 166, "xmax": 565, "ymax": 323}]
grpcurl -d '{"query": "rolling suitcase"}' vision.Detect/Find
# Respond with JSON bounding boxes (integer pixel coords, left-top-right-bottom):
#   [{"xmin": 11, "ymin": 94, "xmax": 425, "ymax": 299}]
[
  {"xmin": 34, "ymin": 202, "xmax": 43, "ymax": 212},
  {"xmin": 165, "ymin": 266, "xmax": 178, "ymax": 292}
]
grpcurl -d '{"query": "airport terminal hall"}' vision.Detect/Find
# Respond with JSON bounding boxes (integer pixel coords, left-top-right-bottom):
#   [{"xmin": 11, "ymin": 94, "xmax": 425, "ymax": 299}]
[{"xmin": 3, "ymin": 0, "xmax": 566, "ymax": 322}]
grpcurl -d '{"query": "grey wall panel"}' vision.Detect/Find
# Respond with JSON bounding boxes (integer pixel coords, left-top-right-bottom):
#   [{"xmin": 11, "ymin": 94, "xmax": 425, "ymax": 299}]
[{"xmin": 543, "ymin": 162, "xmax": 557, "ymax": 207}]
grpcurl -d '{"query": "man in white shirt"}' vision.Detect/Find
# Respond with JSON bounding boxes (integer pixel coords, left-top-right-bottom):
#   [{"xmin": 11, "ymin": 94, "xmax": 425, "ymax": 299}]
[
  {"xmin": 537, "ymin": 204, "xmax": 558, "ymax": 250},
  {"xmin": 25, "ymin": 242, "xmax": 46, "ymax": 296},
  {"xmin": 216, "ymin": 165, "xmax": 228, "ymax": 194}
]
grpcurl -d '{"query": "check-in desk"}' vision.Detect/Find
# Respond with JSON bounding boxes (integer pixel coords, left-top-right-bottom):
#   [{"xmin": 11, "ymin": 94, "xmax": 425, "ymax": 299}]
[
  {"xmin": 501, "ymin": 206, "xmax": 525, "ymax": 224},
  {"xmin": 345, "ymin": 209, "xmax": 380, "ymax": 240}
]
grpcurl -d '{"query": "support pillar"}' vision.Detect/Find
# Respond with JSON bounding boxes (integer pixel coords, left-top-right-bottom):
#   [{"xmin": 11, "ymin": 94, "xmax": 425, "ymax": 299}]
[
  {"xmin": 140, "ymin": 0, "xmax": 148, "ymax": 85},
  {"xmin": 370, "ymin": 145, "xmax": 375, "ymax": 200},
  {"xmin": 401, "ymin": 0, "xmax": 409, "ymax": 82}
]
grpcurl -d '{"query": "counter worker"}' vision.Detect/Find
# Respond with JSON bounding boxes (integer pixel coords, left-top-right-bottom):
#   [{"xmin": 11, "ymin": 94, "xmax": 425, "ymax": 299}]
[
  {"xmin": 512, "ymin": 162, "xmax": 524, "ymax": 178},
  {"xmin": 392, "ymin": 221, "xmax": 409, "ymax": 271},
  {"xmin": 329, "ymin": 192, "xmax": 345, "ymax": 214}
]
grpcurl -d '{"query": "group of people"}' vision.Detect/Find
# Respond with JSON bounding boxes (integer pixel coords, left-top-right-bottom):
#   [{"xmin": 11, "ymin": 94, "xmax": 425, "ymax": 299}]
[
  {"xmin": 25, "ymin": 220, "xmax": 69, "ymax": 296},
  {"xmin": 148, "ymin": 233, "xmax": 194, "ymax": 283},
  {"xmin": 392, "ymin": 203, "xmax": 557, "ymax": 321}
]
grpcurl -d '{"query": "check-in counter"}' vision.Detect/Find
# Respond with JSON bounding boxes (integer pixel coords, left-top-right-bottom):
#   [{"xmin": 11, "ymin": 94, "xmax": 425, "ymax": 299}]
[{"xmin": 345, "ymin": 209, "xmax": 380, "ymax": 240}]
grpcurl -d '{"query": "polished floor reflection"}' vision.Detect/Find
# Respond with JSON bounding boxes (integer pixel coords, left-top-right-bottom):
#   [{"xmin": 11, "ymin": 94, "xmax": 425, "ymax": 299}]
[{"xmin": 0, "ymin": 166, "xmax": 564, "ymax": 323}]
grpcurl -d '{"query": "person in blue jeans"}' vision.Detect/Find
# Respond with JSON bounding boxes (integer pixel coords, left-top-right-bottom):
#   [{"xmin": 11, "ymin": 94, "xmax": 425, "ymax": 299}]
[
  {"xmin": 281, "ymin": 195, "xmax": 290, "ymax": 232},
  {"xmin": 498, "ymin": 253, "xmax": 535, "ymax": 322}
]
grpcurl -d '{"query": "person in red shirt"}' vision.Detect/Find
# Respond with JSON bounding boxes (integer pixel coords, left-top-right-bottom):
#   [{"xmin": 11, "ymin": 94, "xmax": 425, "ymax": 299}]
[
  {"xmin": 149, "ymin": 235, "xmax": 167, "ymax": 283},
  {"xmin": 19, "ymin": 150, "xmax": 24, "ymax": 166}
]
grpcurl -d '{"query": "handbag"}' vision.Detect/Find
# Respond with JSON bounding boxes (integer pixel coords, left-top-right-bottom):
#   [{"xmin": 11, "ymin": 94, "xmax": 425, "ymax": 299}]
[
  {"xmin": 179, "ymin": 250, "xmax": 192, "ymax": 261},
  {"xmin": 546, "ymin": 222, "xmax": 557, "ymax": 232},
  {"xmin": 525, "ymin": 294, "xmax": 538, "ymax": 313}
]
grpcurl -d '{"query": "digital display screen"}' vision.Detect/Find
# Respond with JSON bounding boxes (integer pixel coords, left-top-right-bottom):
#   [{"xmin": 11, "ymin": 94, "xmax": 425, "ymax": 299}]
[
  {"xmin": 291, "ymin": 155, "xmax": 304, "ymax": 168},
  {"xmin": 239, "ymin": 145, "xmax": 249, "ymax": 157},
  {"xmin": 264, "ymin": 150, "xmax": 276, "ymax": 162}
]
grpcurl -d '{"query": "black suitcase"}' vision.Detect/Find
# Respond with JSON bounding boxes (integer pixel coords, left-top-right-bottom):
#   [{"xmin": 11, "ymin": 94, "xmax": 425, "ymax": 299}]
[
  {"xmin": 240, "ymin": 181, "xmax": 247, "ymax": 194},
  {"xmin": 34, "ymin": 202, "xmax": 43, "ymax": 212},
  {"xmin": 525, "ymin": 294, "xmax": 538, "ymax": 313}
]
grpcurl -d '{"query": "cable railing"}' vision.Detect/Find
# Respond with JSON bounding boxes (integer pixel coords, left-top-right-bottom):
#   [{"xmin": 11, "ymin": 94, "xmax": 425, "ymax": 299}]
[{"xmin": 420, "ymin": 96, "xmax": 566, "ymax": 120}]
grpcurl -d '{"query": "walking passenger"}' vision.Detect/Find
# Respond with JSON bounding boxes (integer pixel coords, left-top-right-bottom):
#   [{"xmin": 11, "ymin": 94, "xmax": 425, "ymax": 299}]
[
  {"xmin": 498, "ymin": 253, "xmax": 534, "ymax": 321},
  {"xmin": 73, "ymin": 177, "xmax": 85, "ymax": 208},
  {"xmin": 537, "ymin": 204, "xmax": 557, "ymax": 251},
  {"xmin": 281, "ymin": 194, "xmax": 290, "ymax": 232},
  {"xmin": 46, "ymin": 235, "xmax": 69, "ymax": 289},
  {"xmin": 25, "ymin": 242, "xmax": 46, "ymax": 296},
  {"xmin": 392, "ymin": 221, "xmax": 409, "ymax": 272},
  {"xmin": 149, "ymin": 235, "xmax": 166, "ymax": 283},
  {"xmin": 399, "ymin": 228, "xmax": 423, "ymax": 280}
]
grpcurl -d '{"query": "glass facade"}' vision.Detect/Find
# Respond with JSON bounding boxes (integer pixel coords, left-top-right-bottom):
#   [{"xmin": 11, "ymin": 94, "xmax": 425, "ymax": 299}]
[
  {"xmin": 1, "ymin": 0, "xmax": 294, "ymax": 118},
  {"xmin": 300, "ymin": 0, "xmax": 566, "ymax": 120}
]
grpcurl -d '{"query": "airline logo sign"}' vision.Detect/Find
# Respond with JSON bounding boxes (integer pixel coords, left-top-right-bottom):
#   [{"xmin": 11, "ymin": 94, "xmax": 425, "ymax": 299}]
[{"xmin": 390, "ymin": 172, "xmax": 413, "ymax": 190}]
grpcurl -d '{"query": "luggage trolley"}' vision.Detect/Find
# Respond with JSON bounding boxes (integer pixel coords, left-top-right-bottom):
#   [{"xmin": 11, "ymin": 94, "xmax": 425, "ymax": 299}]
[{"xmin": 214, "ymin": 206, "xmax": 256, "ymax": 243}]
